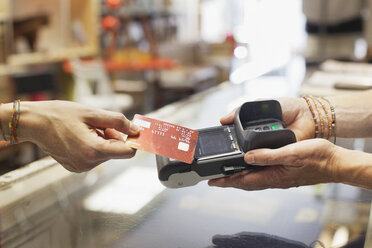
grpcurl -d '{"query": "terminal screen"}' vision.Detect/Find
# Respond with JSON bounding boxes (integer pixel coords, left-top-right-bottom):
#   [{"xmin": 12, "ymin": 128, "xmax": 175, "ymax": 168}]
[{"xmin": 197, "ymin": 132, "xmax": 233, "ymax": 157}]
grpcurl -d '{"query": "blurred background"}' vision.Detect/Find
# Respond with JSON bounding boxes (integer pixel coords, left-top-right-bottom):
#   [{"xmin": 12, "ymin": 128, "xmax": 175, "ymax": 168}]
[{"xmin": 1, "ymin": 0, "xmax": 372, "ymax": 247}]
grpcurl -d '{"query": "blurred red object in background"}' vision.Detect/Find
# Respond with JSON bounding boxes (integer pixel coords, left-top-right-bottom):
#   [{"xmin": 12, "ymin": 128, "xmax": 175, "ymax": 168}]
[
  {"xmin": 102, "ymin": 16, "xmax": 120, "ymax": 30},
  {"xmin": 105, "ymin": 0, "xmax": 123, "ymax": 9}
]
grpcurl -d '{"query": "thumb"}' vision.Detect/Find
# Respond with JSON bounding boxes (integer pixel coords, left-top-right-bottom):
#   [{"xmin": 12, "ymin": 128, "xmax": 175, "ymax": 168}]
[
  {"xmin": 220, "ymin": 109, "xmax": 236, "ymax": 125},
  {"xmin": 96, "ymin": 138, "xmax": 137, "ymax": 160},
  {"xmin": 85, "ymin": 109, "xmax": 140, "ymax": 136},
  {"xmin": 244, "ymin": 146, "xmax": 294, "ymax": 166}
]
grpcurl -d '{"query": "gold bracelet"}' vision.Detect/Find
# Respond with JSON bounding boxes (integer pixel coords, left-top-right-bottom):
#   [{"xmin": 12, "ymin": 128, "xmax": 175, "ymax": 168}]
[
  {"xmin": 9, "ymin": 100, "xmax": 20, "ymax": 145},
  {"xmin": 321, "ymin": 97, "xmax": 336, "ymax": 144},
  {"xmin": 315, "ymin": 97, "xmax": 332, "ymax": 139},
  {"xmin": 309, "ymin": 96, "xmax": 324, "ymax": 138},
  {"xmin": 302, "ymin": 96, "xmax": 320, "ymax": 138}
]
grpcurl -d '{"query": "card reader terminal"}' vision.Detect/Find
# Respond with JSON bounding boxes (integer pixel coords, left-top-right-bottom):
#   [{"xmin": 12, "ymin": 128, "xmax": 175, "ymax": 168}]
[{"xmin": 156, "ymin": 100, "xmax": 296, "ymax": 188}]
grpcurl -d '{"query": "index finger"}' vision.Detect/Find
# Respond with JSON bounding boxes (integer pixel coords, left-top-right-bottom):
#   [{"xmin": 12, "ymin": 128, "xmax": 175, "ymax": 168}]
[
  {"xmin": 85, "ymin": 109, "xmax": 140, "ymax": 136},
  {"xmin": 96, "ymin": 138, "xmax": 137, "ymax": 160}
]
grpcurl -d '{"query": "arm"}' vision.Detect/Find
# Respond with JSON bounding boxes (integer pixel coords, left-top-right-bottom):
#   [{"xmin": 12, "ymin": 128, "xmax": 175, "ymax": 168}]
[
  {"xmin": 210, "ymin": 92, "xmax": 372, "ymax": 190},
  {"xmin": 334, "ymin": 145, "xmax": 372, "ymax": 189},
  {"xmin": 327, "ymin": 90, "xmax": 372, "ymax": 138},
  {"xmin": 221, "ymin": 90, "xmax": 372, "ymax": 139},
  {"xmin": 0, "ymin": 100, "xmax": 140, "ymax": 172},
  {"xmin": 209, "ymin": 139, "xmax": 372, "ymax": 190}
]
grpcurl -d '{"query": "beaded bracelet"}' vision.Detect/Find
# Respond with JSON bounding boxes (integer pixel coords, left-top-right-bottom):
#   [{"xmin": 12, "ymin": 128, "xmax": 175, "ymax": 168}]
[
  {"xmin": 321, "ymin": 97, "xmax": 336, "ymax": 144},
  {"xmin": 302, "ymin": 96, "xmax": 320, "ymax": 138},
  {"xmin": 9, "ymin": 101, "xmax": 15, "ymax": 144},
  {"xmin": 9, "ymin": 100, "xmax": 20, "ymax": 145},
  {"xmin": 315, "ymin": 97, "xmax": 332, "ymax": 139},
  {"xmin": 11, "ymin": 100, "xmax": 19, "ymax": 144},
  {"xmin": 309, "ymin": 96, "xmax": 324, "ymax": 138}
]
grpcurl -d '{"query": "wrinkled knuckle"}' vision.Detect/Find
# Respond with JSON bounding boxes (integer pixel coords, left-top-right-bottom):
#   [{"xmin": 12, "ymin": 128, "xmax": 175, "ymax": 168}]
[
  {"xmin": 116, "ymin": 113, "xmax": 128, "ymax": 125},
  {"xmin": 118, "ymin": 113, "xmax": 127, "ymax": 122},
  {"xmin": 84, "ymin": 107, "xmax": 98, "ymax": 118},
  {"xmin": 107, "ymin": 112, "xmax": 123, "ymax": 126}
]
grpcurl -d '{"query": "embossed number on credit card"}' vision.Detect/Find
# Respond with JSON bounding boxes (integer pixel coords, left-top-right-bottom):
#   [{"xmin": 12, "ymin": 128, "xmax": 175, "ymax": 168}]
[{"xmin": 126, "ymin": 114, "xmax": 199, "ymax": 164}]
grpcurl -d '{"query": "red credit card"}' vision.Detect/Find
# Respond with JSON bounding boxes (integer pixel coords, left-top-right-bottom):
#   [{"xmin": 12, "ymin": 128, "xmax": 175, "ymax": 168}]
[{"xmin": 126, "ymin": 115, "xmax": 199, "ymax": 164}]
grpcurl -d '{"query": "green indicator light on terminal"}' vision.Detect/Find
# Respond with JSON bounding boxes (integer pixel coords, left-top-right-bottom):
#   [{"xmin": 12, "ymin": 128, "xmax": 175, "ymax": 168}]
[{"xmin": 270, "ymin": 124, "xmax": 279, "ymax": 130}]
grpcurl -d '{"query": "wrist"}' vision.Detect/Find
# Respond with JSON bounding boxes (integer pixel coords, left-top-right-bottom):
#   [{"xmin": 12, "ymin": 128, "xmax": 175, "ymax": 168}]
[
  {"xmin": 17, "ymin": 101, "xmax": 46, "ymax": 143},
  {"xmin": 298, "ymin": 97, "xmax": 316, "ymax": 140},
  {"xmin": 299, "ymin": 97, "xmax": 314, "ymax": 128},
  {"xmin": 301, "ymin": 96, "xmax": 336, "ymax": 141},
  {"xmin": 332, "ymin": 146, "xmax": 372, "ymax": 189},
  {"xmin": 0, "ymin": 102, "xmax": 14, "ymax": 141},
  {"xmin": 0, "ymin": 101, "xmax": 43, "ymax": 143}
]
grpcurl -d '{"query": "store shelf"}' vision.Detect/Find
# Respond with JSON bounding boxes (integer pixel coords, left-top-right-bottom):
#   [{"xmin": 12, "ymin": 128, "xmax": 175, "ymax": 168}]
[
  {"xmin": 0, "ymin": 0, "xmax": 100, "ymax": 69},
  {"xmin": 8, "ymin": 46, "xmax": 98, "ymax": 67}
]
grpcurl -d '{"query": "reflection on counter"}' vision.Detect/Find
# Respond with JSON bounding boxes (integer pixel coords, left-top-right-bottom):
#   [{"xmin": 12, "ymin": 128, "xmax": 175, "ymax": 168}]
[
  {"xmin": 82, "ymin": 166, "xmax": 165, "ymax": 247},
  {"xmin": 207, "ymin": 232, "xmax": 309, "ymax": 248}
]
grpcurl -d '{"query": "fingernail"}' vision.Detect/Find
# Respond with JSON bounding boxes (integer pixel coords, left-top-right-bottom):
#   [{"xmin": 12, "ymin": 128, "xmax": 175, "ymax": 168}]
[
  {"xmin": 245, "ymin": 154, "xmax": 255, "ymax": 164},
  {"xmin": 130, "ymin": 122, "xmax": 140, "ymax": 132}
]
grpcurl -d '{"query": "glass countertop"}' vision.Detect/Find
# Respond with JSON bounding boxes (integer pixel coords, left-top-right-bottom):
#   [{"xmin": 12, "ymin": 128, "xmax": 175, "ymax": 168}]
[{"xmin": 1, "ymin": 80, "xmax": 371, "ymax": 248}]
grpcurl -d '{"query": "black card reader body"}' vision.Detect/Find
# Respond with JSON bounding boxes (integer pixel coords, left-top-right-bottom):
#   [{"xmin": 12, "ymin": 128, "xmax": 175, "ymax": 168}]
[{"xmin": 156, "ymin": 100, "xmax": 296, "ymax": 188}]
